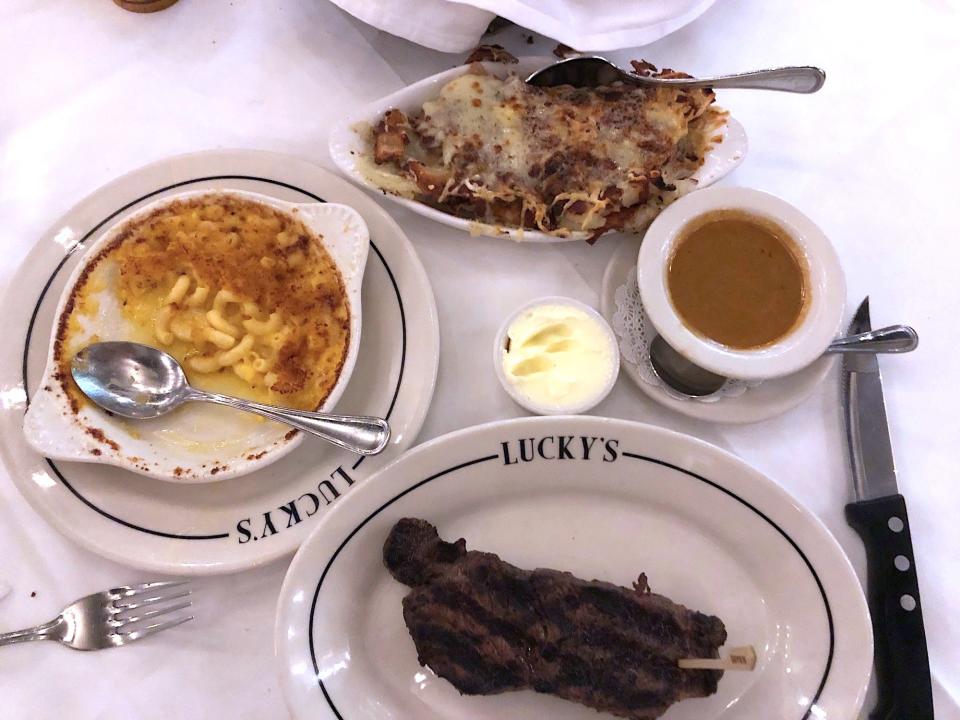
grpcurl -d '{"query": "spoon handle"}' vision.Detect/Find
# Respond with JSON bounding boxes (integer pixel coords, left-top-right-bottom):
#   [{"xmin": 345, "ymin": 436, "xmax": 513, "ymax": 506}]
[
  {"xmin": 827, "ymin": 325, "xmax": 919, "ymax": 354},
  {"xmin": 189, "ymin": 391, "xmax": 390, "ymax": 455},
  {"xmin": 639, "ymin": 66, "xmax": 825, "ymax": 93}
]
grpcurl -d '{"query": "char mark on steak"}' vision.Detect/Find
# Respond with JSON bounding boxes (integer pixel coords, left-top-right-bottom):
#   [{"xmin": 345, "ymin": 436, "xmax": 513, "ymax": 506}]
[{"xmin": 383, "ymin": 518, "xmax": 727, "ymax": 720}]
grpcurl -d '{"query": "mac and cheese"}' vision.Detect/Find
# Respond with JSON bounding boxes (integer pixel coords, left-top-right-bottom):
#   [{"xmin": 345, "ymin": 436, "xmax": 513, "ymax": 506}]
[{"xmin": 59, "ymin": 195, "xmax": 351, "ymax": 411}]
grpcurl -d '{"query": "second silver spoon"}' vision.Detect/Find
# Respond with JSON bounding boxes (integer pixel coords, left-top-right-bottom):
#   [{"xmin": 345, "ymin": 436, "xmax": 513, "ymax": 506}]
[{"xmin": 526, "ymin": 56, "xmax": 826, "ymax": 93}]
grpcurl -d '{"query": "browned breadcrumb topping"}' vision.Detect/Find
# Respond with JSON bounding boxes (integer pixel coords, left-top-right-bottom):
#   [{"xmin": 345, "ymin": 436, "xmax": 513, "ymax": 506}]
[
  {"xmin": 84, "ymin": 427, "xmax": 119, "ymax": 451},
  {"xmin": 55, "ymin": 194, "xmax": 351, "ymax": 412}
]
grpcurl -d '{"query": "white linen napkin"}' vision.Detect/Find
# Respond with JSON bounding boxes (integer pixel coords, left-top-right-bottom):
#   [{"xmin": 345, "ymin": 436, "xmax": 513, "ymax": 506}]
[
  {"xmin": 469, "ymin": 0, "xmax": 719, "ymax": 51},
  {"xmin": 326, "ymin": 0, "xmax": 719, "ymax": 53},
  {"xmin": 326, "ymin": 0, "xmax": 495, "ymax": 53}
]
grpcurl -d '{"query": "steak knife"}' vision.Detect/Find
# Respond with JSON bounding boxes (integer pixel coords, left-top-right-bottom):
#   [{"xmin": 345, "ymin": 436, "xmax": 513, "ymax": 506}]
[{"xmin": 843, "ymin": 297, "xmax": 933, "ymax": 720}]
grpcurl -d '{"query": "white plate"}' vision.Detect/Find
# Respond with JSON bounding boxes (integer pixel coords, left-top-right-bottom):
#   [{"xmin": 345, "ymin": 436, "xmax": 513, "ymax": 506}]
[
  {"xmin": 0, "ymin": 149, "xmax": 439, "ymax": 575},
  {"xmin": 23, "ymin": 190, "xmax": 370, "ymax": 482},
  {"xmin": 329, "ymin": 57, "xmax": 747, "ymax": 243},
  {"xmin": 276, "ymin": 416, "xmax": 871, "ymax": 720},
  {"xmin": 601, "ymin": 233, "xmax": 836, "ymax": 423}
]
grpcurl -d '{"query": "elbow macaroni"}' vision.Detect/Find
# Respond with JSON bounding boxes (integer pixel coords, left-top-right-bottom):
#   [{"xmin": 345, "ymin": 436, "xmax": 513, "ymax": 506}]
[
  {"xmin": 206, "ymin": 308, "xmax": 240, "ymax": 337},
  {"xmin": 155, "ymin": 305, "xmax": 174, "ymax": 345},
  {"xmin": 155, "ymin": 274, "xmax": 288, "ymax": 393},
  {"xmin": 85, "ymin": 195, "xmax": 353, "ymax": 413},
  {"xmin": 185, "ymin": 286, "xmax": 209, "ymax": 307},
  {"xmin": 243, "ymin": 312, "xmax": 281, "ymax": 335},
  {"xmin": 218, "ymin": 333, "xmax": 255, "ymax": 367},
  {"xmin": 165, "ymin": 275, "xmax": 191, "ymax": 305}
]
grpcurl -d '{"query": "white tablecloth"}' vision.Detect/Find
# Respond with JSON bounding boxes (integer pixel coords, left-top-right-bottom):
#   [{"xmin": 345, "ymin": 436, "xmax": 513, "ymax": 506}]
[{"xmin": 1, "ymin": 1, "xmax": 958, "ymax": 717}]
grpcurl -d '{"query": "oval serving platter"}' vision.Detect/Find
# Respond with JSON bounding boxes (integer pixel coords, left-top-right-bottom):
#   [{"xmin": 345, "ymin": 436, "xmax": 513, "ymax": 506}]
[
  {"xmin": 276, "ymin": 416, "xmax": 871, "ymax": 720},
  {"xmin": 23, "ymin": 189, "xmax": 370, "ymax": 483},
  {"xmin": 328, "ymin": 57, "xmax": 748, "ymax": 243},
  {"xmin": 0, "ymin": 149, "xmax": 439, "ymax": 575}
]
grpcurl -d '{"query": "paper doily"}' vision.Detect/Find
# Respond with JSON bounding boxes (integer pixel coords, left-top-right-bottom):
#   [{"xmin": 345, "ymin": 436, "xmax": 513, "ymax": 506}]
[{"xmin": 611, "ymin": 270, "xmax": 762, "ymax": 403}]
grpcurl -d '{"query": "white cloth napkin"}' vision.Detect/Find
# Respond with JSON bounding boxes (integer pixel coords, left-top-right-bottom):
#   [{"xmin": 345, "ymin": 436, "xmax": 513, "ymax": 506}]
[
  {"xmin": 326, "ymin": 0, "xmax": 495, "ymax": 53},
  {"xmin": 326, "ymin": 0, "xmax": 719, "ymax": 53}
]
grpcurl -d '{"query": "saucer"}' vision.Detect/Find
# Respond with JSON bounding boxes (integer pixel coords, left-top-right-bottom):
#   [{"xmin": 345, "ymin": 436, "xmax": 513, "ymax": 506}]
[{"xmin": 600, "ymin": 234, "xmax": 835, "ymax": 424}]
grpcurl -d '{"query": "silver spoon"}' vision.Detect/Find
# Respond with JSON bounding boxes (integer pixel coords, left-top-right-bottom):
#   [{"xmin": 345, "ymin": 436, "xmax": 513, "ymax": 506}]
[
  {"xmin": 71, "ymin": 342, "xmax": 390, "ymax": 456},
  {"xmin": 650, "ymin": 325, "xmax": 919, "ymax": 398},
  {"xmin": 526, "ymin": 56, "xmax": 825, "ymax": 93}
]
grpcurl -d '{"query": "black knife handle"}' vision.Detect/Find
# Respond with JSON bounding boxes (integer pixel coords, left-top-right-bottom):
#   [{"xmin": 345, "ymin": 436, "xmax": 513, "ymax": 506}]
[{"xmin": 845, "ymin": 494, "xmax": 934, "ymax": 720}]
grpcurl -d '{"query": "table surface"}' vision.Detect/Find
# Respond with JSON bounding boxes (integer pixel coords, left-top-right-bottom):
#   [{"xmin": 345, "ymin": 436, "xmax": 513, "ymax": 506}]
[{"xmin": 2, "ymin": 1, "xmax": 958, "ymax": 717}]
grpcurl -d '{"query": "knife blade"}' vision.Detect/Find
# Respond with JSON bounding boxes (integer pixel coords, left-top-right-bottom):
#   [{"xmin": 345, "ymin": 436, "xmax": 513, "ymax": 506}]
[{"xmin": 842, "ymin": 297, "xmax": 933, "ymax": 720}]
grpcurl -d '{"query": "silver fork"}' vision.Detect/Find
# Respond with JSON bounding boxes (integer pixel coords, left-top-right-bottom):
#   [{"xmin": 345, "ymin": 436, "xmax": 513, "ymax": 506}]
[{"xmin": 0, "ymin": 581, "xmax": 193, "ymax": 650}]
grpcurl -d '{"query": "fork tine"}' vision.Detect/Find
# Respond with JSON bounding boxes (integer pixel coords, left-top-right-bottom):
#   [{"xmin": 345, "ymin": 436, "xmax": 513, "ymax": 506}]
[
  {"xmin": 118, "ymin": 614, "xmax": 194, "ymax": 642},
  {"xmin": 113, "ymin": 589, "xmax": 191, "ymax": 611},
  {"xmin": 115, "ymin": 600, "xmax": 192, "ymax": 626},
  {"xmin": 111, "ymin": 580, "xmax": 190, "ymax": 598}
]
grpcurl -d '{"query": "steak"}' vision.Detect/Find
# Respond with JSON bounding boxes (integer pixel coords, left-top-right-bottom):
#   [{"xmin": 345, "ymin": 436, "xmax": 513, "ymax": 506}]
[{"xmin": 383, "ymin": 518, "xmax": 726, "ymax": 720}]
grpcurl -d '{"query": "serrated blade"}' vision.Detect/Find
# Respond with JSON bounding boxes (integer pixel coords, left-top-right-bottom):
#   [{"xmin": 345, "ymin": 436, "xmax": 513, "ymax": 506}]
[{"xmin": 842, "ymin": 297, "xmax": 899, "ymax": 501}]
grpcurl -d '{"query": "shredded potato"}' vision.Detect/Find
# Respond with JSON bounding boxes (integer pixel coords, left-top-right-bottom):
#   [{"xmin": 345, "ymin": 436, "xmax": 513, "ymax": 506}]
[{"xmin": 363, "ymin": 61, "xmax": 726, "ymax": 241}]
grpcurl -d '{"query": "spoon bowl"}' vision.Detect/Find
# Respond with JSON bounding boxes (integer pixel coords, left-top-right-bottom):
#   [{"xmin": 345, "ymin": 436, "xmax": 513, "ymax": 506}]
[
  {"xmin": 72, "ymin": 342, "xmax": 191, "ymax": 419},
  {"xmin": 71, "ymin": 341, "xmax": 391, "ymax": 456},
  {"xmin": 527, "ymin": 56, "xmax": 826, "ymax": 93},
  {"xmin": 649, "ymin": 335, "xmax": 726, "ymax": 397}
]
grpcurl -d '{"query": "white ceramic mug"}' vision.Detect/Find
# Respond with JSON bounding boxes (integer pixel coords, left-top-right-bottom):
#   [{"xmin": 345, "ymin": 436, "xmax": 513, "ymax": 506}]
[{"xmin": 638, "ymin": 187, "xmax": 846, "ymax": 380}]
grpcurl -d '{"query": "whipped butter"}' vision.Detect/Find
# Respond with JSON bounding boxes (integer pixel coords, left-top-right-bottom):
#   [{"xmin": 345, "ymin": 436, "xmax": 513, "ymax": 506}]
[{"xmin": 499, "ymin": 301, "xmax": 618, "ymax": 414}]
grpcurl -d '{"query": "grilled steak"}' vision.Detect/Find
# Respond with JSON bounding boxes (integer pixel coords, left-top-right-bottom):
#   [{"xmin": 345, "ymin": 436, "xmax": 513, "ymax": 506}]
[{"xmin": 383, "ymin": 518, "xmax": 726, "ymax": 720}]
